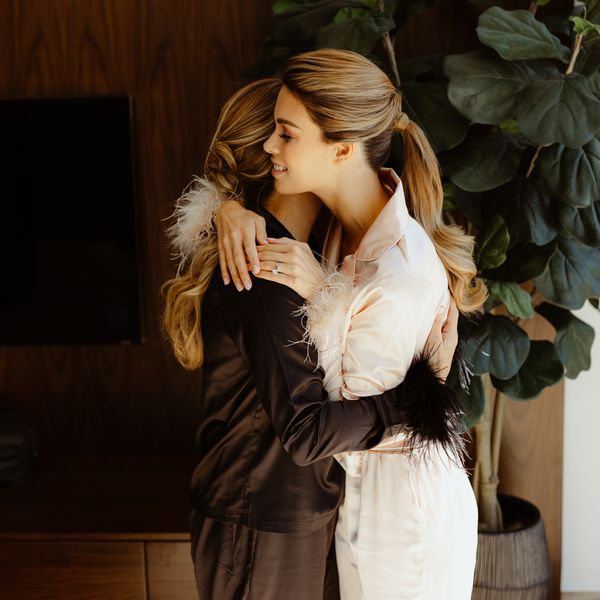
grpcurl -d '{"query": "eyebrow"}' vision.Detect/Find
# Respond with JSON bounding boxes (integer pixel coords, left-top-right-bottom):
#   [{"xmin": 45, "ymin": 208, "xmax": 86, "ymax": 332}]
[{"xmin": 276, "ymin": 118, "xmax": 302, "ymax": 130}]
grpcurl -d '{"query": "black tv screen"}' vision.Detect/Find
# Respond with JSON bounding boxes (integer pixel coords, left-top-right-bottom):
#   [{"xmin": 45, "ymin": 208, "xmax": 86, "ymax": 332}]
[{"xmin": 0, "ymin": 96, "xmax": 144, "ymax": 345}]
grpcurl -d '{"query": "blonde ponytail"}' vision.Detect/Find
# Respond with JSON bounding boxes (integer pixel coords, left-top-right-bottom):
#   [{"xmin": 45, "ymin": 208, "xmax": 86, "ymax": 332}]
[{"xmin": 394, "ymin": 111, "xmax": 487, "ymax": 314}]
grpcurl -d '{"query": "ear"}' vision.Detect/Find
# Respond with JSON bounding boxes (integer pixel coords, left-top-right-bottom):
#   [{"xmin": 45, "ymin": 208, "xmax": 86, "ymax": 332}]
[{"xmin": 333, "ymin": 141, "xmax": 354, "ymax": 164}]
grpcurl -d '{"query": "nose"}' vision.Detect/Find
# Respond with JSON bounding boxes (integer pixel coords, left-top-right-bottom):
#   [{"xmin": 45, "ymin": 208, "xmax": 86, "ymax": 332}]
[{"xmin": 263, "ymin": 129, "xmax": 278, "ymax": 155}]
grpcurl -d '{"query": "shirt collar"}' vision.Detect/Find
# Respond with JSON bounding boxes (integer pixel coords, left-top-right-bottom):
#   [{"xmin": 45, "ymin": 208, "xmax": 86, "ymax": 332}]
[{"xmin": 353, "ymin": 168, "xmax": 409, "ymax": 262}]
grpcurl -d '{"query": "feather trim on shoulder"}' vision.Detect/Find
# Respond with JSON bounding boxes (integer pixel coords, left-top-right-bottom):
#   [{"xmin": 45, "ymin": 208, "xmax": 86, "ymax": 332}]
[
  {"xmin": 165, "ymin": 176, "xmax": 224, "ymax": 264},
  {"xmin": 293, "ymin": 270, "xmax": 355, "ymax": 368}
]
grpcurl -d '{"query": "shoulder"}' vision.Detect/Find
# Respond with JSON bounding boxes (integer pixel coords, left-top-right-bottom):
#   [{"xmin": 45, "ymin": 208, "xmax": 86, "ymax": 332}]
[{"xmin": 208, "ymin": 269, "xmax": 304, "ymax": 320}]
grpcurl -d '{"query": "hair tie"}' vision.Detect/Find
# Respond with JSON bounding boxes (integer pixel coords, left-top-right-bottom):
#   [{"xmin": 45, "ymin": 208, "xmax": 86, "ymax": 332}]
[{"xmin": 396, "ymin": 111, "xmax": 410, "ymax": 131}]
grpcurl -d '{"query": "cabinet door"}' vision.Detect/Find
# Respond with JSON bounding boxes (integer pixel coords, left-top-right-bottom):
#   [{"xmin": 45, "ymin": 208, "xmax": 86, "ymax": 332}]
[
  {"xmin": 0, "ymin": 541, "xmax": 146, "ymax": 599},
  {"xmin": 146, "ymin": 542, "xmax": 197, "ymax": 600}
]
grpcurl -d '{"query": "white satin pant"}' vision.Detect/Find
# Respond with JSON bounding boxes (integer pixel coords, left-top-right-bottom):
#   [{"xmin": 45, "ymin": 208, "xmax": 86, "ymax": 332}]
[{"xmin": 335, "ymin": 448, "xmax": 478, "ymax": 600}]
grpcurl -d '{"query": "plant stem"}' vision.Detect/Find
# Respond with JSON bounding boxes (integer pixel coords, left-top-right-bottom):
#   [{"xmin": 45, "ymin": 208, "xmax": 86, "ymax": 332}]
[
  {"xmin": 474, "ymin": 374, "xmax": 503, "ymax": 531},
  {"xmin": 526, "ymin": 145, "xmax": 542, "ymax": 178},
  {"xmin": 491, "ymin": 391, "xmax": 505, "ymax": 482},
  {"xmin": 566, "ymin": 34, "xmax": 583, "ymax": 76},
  {"xmin": 379, "ymin": 0, "xmax": 401, "ymax": 87},
  {"xmin": 525, "ymin": 31, "xmax": 584, "ymax": 178},
  {"xmin": 382, "ymin": 33, "xmax": 401, "ymax": 87}
]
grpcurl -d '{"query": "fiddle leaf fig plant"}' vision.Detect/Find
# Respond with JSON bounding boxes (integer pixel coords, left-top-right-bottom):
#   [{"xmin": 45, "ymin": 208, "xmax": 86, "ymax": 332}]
[{"xmin": 257, "ymin": 0, "xmax": 600, "ymax": 531}]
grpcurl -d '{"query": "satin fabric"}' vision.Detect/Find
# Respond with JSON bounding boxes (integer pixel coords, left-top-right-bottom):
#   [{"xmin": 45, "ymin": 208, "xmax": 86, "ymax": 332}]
[
  {"xmin": 192, "ymin": 206, "xmax": 408, "ymax": 535},
  {"xmin": 191, "ymin": 510, "xmax": 339, "ymax": 600},
  {"xmin": 307, "ymin": 170, "xmax": 477, "ymax": 598}
]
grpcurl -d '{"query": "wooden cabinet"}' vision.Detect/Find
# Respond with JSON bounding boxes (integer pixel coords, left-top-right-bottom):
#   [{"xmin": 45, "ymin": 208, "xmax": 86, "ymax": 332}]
[
  {"xmin": 0, "ymin": 455, "xmax": 198, "ymax": 599},
  {"xmin": 0, "ymin": 539, "xmax": 197, "ymax": 600}
]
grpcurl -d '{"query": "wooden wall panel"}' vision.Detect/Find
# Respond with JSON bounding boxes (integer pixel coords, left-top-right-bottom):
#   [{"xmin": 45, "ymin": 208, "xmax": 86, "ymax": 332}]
[
  {"xmin": 146, "ymin": 542, "xmax": 196, "ymax": 600},
  {"xmin": 0, "ymin": 541, "xmax": 146, "ymax": 599},
  {"xmin": 499, "ymin": 315, "xmax": 564, "ymax": 600},
  {"xmin": 0, "ymin": 0, "xmax": 272, "ymax": 454}
]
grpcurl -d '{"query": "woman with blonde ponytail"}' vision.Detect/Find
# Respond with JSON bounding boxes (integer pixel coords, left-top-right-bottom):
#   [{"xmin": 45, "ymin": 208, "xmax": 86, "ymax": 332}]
[
  {"xmin": 213, "ymin": 49, "xmax": 486, "ymax": 598},
  {"xmin": 162, "ymin": 76, "xmax": 462, "ymax": 599}
]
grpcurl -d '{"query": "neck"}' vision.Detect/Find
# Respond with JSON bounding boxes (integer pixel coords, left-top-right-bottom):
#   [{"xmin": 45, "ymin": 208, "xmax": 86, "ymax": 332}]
[
  {"xmin": 314, "ymin": 163, "xmax": 389, "ymax": 255},
  {"xmin": 263, "ymin": 190, "xmax": 322, "ymax": 242}
]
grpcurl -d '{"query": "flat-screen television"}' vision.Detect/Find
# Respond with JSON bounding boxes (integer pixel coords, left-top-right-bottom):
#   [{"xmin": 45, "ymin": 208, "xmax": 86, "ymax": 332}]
[{"xmin": 0, "ymin": 96, "xmax": 144, "ymax": 345}]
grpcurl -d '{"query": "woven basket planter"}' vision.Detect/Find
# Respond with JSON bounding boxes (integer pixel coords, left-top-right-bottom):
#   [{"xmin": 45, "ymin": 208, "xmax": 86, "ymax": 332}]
[{"xmin": 472, "ymin": 494, "xmax": 551, "ymax": 599}]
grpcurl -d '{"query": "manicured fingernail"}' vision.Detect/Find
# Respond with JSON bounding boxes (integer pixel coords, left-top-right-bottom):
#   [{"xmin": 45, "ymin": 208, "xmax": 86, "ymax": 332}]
[
  {"xmin": 235, "ymin": 283, "xmax": 243, "ymax": 292},
  {"xmin": 224, "ymin": 279, "xmax": 230, "ymax": 285},
  {"xmin": 244, "ymin": 281, "xmax": 252, "ymax": 290},
  {"xmin": 253, "ymin": 264, "xmax": 261, "ymax": 274}
]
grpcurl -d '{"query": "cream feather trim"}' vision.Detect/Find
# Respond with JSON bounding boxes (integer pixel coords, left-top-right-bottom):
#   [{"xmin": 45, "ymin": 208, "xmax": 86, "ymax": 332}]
[
  {"xmin": 165, "ymin": 176, "xmax": 224, "ymax": 264},
  {"xmin": 294, "ymin": 270, "xmax": 355, "ymax": 370}
]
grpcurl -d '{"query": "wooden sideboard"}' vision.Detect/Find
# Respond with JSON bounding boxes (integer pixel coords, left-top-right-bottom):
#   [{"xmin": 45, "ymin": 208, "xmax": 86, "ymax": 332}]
[{"xmin": 0, "ymin": 454, "xmax": 198, "ymax": 599}]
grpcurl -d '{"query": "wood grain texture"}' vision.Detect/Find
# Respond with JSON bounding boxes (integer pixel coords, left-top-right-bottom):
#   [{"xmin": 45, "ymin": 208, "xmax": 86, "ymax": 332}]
[
  {"xmin": 0, "ymin": 0, "xmax": 272, "ymax": 455},
  {"xmin": 0, "ymin": 454, "xmax": 196, "ymax": 535},
  {"xmin": 146, "ymin": 542, "xmax": 196, "ymax": 600},
  {"xmin": 0, "ymin": 541, "xmax": 146, "ymax": 599},
  {"xmin": 499, "ymin": 314, "xmax": 564, "ymax": 600}
]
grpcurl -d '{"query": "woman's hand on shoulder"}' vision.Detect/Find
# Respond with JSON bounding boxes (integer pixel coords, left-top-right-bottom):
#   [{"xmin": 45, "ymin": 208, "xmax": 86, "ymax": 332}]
[
  {"xmin": 215, "ymin": 200, "xmax": 267, "ymax": 291},
  {"xmin": 254, "ymin": 237, "xmax": 327, "ymax": 300}
]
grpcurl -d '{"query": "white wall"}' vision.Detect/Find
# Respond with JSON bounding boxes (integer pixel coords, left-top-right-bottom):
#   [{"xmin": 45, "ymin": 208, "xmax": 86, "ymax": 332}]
[{"xmin": 561, "ymin": 301, "xmax": 600, "ymax": 592}]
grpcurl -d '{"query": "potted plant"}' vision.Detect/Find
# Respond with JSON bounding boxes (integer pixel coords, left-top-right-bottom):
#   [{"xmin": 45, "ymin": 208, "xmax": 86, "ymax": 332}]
[{"xmin": 252, "ymin": 0, "xmax": 600, "ymax": 596}]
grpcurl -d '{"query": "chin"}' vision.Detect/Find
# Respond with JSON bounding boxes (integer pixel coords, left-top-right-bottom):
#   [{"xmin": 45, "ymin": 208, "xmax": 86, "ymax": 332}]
[{"xmin": 273, "ymin": 177, "xmax": 294, "ymax": 194}]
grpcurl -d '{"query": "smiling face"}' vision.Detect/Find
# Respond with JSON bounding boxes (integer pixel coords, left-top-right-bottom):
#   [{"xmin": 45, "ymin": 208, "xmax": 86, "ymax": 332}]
[{"xmin": 263, "ymin": 86, "xmax": 340, "ymax": 196}]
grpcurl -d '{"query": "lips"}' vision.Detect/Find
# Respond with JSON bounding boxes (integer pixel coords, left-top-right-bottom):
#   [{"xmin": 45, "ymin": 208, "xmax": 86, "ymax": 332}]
[{"xmin": 271, "ymin": 162, "xmax": 287, "ymax": 177}]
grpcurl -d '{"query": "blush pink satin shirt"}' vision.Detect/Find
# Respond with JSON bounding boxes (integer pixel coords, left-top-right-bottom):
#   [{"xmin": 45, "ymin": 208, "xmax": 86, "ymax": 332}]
[{"xmin": 301, "ymin": 168, "xmax": 451, "ymax": 470}]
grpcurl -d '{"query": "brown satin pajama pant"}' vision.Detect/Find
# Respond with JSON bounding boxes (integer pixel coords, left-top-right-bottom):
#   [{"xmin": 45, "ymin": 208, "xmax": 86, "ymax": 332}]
[{"xmin": 191, "ymin": 511, "xmax": 340, "ymax": 600}]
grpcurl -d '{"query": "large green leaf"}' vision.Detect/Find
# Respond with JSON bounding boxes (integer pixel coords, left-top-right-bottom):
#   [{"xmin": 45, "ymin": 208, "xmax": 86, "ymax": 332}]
[
  {"xmin": 477, "ymin": 7, "xmax": 570, "ymax": 62},
  {"xmin": 575, "ymin": 43, "xmax": 600, "ymax": 77},
  {"xmin": 570, "ymin": 16, "xmax": 600, "ymax": 37},
  {"xmin": 538, "ymin": 138, "xmax": 600, "ymax": 208},
  {"xmin": 446, "ymin": 368, "xmax": 486, "ymax": 428},
  {"xmin": 535, "ymin": 302, "xmax": 595, "ymax": 378},
  {"xmin": 585, "ymin": 0, "xmax": 600, "ymax": 21},
  {"xmin": 444, "ymin": 52, "xmax": 530, "ymax": 125},
  {"xmin": 273, "ymin": 0, "xmax": 315, "ymax": 14},
  {"xmin": 442, "ymin": 133, "xmax": 522, "ymax": 192},
  {"xmin": 462, "ymin": 314, "xmax": 530, "ymax": 379},
  {"xmin": 477, "ymin": 215, "xmax": 510, "ymax": 271},
  {"xmin": 559, "ymin": 201, "xmax": 600, "ymax": 246},
  {"xmin": 491, "ymin": 340, "xmax": 564, "ymax": 399},
  {"xmin": 535, "ymin": 235, "xmax": 600, "ymax": 309},
  {"xmin": 487, "ymin": 280, "xmax": 535, "ymax": 319},
  {"xmin": 401, "ymin": 81, "xmax": 469, "ymax": 152},
  {"xmin": 516, "ymin": 74, "xmax": 600, "ymax": 148},
  {"xmin": 485, "ymin": 241, "xmax": 556, "ymax": 282},
  {"xmin": 488, "ymin": 176, "xmax": 558, "ymax": 247},
  {"xmin": 316, "ymin": 11, "xmax": 395, "ymax": 55},
  {"xmin": 453, "ymin": 186, "xmax": 483, "ymax": 227},
  {"xmin": 271, "ymin": 0, "xmax": 366, "ymax": 45}
]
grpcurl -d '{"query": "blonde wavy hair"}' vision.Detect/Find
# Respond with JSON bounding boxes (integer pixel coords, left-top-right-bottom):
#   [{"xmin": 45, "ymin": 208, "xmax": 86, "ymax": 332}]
[
  {"xmin": 282, "ymin": 49, "xmax": 487, "ymax": 313},
  {"xmin": 161, "ymin": 79, "xmax": 281, "ymax": 369}
]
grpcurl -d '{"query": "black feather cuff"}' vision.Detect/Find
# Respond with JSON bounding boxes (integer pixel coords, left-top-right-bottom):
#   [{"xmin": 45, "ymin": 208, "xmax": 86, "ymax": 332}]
[{"xmin": 396, "ymin": 354, "xmax": 467, "ymax": 465}]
